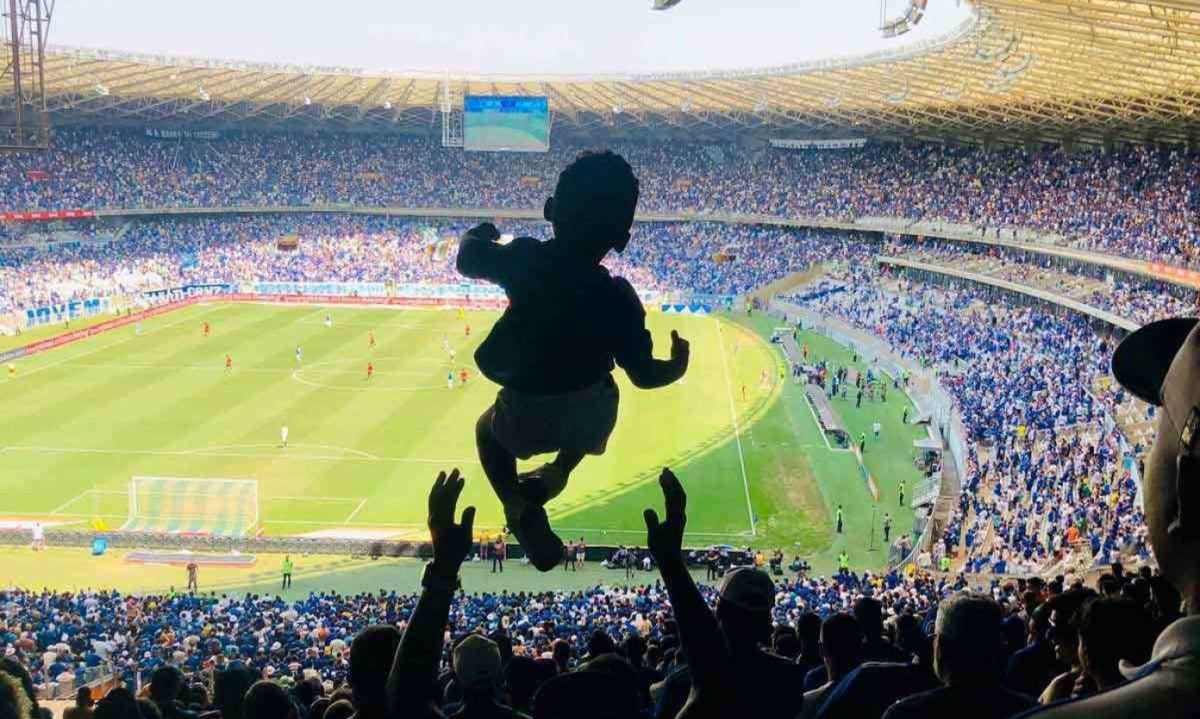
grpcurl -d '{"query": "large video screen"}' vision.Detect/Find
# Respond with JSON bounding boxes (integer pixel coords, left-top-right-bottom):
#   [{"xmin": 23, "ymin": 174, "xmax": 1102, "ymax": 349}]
[{"xmin": 463, "ymin": 96, "xmax": 550, "ymax": 152}]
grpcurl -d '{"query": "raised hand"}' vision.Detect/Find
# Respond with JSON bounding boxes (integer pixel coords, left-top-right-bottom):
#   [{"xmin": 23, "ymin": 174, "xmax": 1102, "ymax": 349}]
[
  {"xmin": 644, "ymin": 467, "xmax": 687, "ymax": 564},
  {"xmin": 467, "ymin": 222, "xmax": 501, "ymax": 242},
  {"xmin": 427, "ymin": 469, "xmax": 476, "ymax": 571},
  {"xmin": 670, "ymin": 330, "xmax": 690, "ymax": 371}
]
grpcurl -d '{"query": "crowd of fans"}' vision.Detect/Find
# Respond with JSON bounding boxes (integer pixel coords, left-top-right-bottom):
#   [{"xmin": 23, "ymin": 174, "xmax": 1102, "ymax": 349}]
[
  {"xmin": 0, "ymin": 471, "xmax": 1188, "ymax": 719},
  {"xmin": 881, "ymin": 238, "xmax": 1194, "ymax": 326},
  {"xmin": 792, "ymin": 267, "xmax": 1147, "ymax": 576},
  {"xmin": 0, "ymin": 215, "xmax": 871, "ymax": 316},
  {"xmin": 0, "ymin": 129, "xmax": 1196, "ymax": 265}
]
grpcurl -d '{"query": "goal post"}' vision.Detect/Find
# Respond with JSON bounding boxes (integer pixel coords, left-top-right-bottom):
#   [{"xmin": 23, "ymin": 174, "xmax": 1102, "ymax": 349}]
[{"xmin": 122, "ymin": 476, "xmax": 259, "ymax": 537}]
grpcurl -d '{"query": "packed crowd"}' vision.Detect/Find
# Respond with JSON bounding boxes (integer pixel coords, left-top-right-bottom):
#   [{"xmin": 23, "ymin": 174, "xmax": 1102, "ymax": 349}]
[
  {"xmin": 882, "ymin": 238, "xmax": 1195, "ymax": 326},
  {"xmin": 0, "ymin": 469, "xmax": 1190, "ymax": 719},
  {"xmin": 793, "ymin": 267, "xmax": 1146, "ymax": 575},
  {"xmin": 0, "ymin": 129, "xmax": 1196, "ymax": 265},
  {"xmin": 0, "ymin": 215, "xmax": 868, "ymax": 316}
]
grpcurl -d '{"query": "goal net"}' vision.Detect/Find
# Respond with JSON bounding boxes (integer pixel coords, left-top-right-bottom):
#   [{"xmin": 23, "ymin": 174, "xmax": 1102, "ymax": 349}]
[{"xmin": 122, "ymin": 476, "xmax": 259, "ymax": 537}]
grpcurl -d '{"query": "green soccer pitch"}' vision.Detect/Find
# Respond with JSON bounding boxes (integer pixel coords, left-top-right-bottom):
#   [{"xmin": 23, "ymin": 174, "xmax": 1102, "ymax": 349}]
[{"xmin": 0, "ymin": 302, "xmax": 922, "ymax": 575}]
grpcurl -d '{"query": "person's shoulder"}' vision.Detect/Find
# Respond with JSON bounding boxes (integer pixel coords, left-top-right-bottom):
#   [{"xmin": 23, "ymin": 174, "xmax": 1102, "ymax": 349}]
[{"xmin": 1015, "ymin": 667, "xmax": 1200, "ymax": 719}]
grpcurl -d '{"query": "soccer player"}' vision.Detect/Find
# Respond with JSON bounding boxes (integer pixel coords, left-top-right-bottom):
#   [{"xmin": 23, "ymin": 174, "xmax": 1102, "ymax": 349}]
[
  {"xmin": 225, "ymin": 354, "xmax": 233, "ymax": 372},
  {"xmin": 295, "ymin": 345, "xmax": 303, "ymax": 364},
  {"xmin": 368, "ymin": 331, "xmax": 376, "ymax": 349},
  {"xmin": 366, "ymin": 362, "xmax": 374, "ymax": 380},
  {"xmin": 447, "ymin": 371, "xmax": 455, "ymax": 390},
  {"xmin": 324, "ymin": 314, "xmax": 333, "ymax": 328},
  {"xmin": 202, "ymin": 321, "xmax": 210, "ymax": 337},
  {"xmin": 465, "ymin": 324, "xmax": 471, "ymax": 337},
  {"xmin": 280, "ymin": 424, "xmax": 289, "ymax": 449},
  {"xmin": 456, "ymin": 152, "xmax": 689, "ymax": 572},
  {"xmin": 459, "ymin": 367, "xmax": 469, "ymax": 386},
  {"xmin": 6, "ymin": 362, "xmax": 15, "ymax": 379},
  {"xmin": 741, "ymin": 383, "xmax": 748, "ymax": 402},
  {"xmin": 448, "ymin": 347, "xmax": 456, "ymax": 363}
]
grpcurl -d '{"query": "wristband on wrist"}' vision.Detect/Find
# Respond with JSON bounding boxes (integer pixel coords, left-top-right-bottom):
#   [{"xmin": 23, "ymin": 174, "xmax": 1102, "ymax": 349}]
[{"xmin": 421, "ymin": 563, "xmax": 458, "ymax": 594}]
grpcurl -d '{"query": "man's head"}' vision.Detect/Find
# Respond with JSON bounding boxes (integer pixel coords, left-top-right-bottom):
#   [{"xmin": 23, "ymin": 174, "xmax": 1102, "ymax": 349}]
[
  {"xmin": 243, "ymin": 681, "xmax": 296, "ymax": 719},
  {"xmin": 149, "ymin": 666, "xmax": 185, "ymax": 704},
  {"xmin": 715, "ymin": 568, "xmax": 776, "ymax": 648},
  {"xmin": 819, "ymin": 613, "xmax": 863, "ymax": 681},
  {"xmin": 453, "ymin": 634, "xmax": 502, "ymax": 694},
  {"xmin": 1077, "ymin": 597, "xmax": 1153, "ymax": 684},
  {"xmin": 1112, "ymin": 317, "xmax": 1200, "ymax": 612},
  {"xmin": 852, "ymin": 597, "xmax": 885, "ymax": 641},
  {"xmin": 932, "ymin": 594, "xmax": 1004, "ymax": 686},
  {"xmin": 75, "ymin": 687, "xmax": 93, "ymax": 709},
  {"xmin": 214, "ymin": 665, "xmax": 256, "ymax": 719},
  {"xmin": 543, "ymin": 151, "xmax": 639, "ymax": 259},
  {"xmin": 347, "ymin": 625, "xmax": 400, "ymax": 713}
]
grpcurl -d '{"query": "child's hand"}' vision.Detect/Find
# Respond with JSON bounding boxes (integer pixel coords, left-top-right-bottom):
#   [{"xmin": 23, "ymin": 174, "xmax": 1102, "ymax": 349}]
[
  {"xmin": 467, "ymin": 222, "xmax": 501, "ymax": 242},
  {"xmin": 644, "ymin": 468, "xmax": 687, "ymax": 564},
  {"xmin": 670, "ymin": 330, "xmax": 690, "ymax": 370}
]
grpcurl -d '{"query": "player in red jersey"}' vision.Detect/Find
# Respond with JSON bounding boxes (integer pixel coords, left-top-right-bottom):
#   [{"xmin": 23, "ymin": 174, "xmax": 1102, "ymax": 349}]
[
  {"xmin": 366, "ymin": 362, "xmax": 374, "ymax": 380},
  {"xmin": 459, "ymin": 367, "xmax": 469, "ymax": 386},
  {"xmin": 368, "ymin": 331, "xmax": 376, "ymax": 348},
  {"xmin": 465, "ymin": 324, "xmax": 471, "ymax": 337},
  {"xmin": 202, "ymin": 321, "xmax": 211, "ymax": 337},
  {"xmin": 225, "ymin": 354, "xmax": 233, "ymax": 371}
]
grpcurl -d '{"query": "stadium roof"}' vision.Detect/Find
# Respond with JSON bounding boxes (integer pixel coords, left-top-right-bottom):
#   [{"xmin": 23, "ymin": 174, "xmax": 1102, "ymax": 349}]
[{"xmin": 19, "ymin": 0, "xmax": 1200, "ymax": 142}]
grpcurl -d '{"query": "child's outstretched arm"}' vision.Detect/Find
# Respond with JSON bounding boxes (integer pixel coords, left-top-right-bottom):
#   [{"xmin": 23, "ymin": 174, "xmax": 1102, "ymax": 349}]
[
  {"xmin": 621, "ymin": 329, "xmax": 689, "ymax": 389},
  {"xmin": 456, "ymin": 222, "xmax": 511, "ymax": 284}
]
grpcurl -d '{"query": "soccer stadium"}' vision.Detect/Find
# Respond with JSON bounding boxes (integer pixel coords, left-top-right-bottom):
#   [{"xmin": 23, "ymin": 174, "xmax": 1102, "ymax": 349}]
[{"xmin": 0, "ymin": 0, "xmax": 1196, "ymax": 717}]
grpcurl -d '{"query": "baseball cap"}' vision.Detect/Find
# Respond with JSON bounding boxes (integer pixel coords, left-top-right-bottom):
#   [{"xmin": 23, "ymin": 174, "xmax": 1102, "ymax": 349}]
[
  {"xmin": 717, "ymin": 567, "xmax": 775, "ymax": 613},
  {"xmin": 453, "ymin": 634, "xmax": 501, "ymax": 689},
  {"xmin": 1111, "ymin": 317, "xmax": 1199, "ymax": 405}
]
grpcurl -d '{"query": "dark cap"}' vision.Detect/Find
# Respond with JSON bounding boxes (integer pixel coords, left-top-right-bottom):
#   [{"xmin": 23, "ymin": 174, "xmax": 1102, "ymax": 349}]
[{"xmin": 1111, "ymin": 317, "xmax": 1199, "ymax": 405}]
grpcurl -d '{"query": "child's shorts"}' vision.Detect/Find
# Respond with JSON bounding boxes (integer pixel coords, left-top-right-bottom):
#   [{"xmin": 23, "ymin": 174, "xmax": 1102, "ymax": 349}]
[{"xmin": 491, "ymin": 376, "xmax": 619, "ymax": 460}]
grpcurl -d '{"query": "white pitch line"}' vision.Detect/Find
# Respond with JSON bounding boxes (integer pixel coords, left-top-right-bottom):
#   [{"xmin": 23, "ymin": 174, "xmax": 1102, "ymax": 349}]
[
  {"xmin": 344, "ymin": 498, "xmax": 369, "ymax": 523},
  {"xmin": 1, "ymin": 444, "xmax": 478, "ymax": 465},
  {"xmin": 715, "ymin": 320, "xmax": 757, "ymax": 537},
  {"xmin": 15, "ymin": 305, "xmax": 225, "ymax": 380},
  {"xmin": 49, "ymin": 489, "xmax": 93, "ymax": 515}
]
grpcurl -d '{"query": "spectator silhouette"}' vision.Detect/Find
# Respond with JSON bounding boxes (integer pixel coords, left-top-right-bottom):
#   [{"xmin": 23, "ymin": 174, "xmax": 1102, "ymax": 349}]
[
  {"xmin": 799, "ymin": 612, "xmax": 861, "ymax": 718},
  {"xmin": 350, "ymin": 626, "xmax": 400, "ymax": 719},
  {"xmin": 881, "ymin": 594, "xmax": 1034, "ymax": 719},
  {"xmin": 149, "ymin": 667, "xmax": 199, "ymax": 719},
  {"xmin": 243, "ymin": 682, "xmax": 296, "ymax": 719},
  {"xmin": 644, "ymin": 467, "xmax": 806, "ymax": 718}
]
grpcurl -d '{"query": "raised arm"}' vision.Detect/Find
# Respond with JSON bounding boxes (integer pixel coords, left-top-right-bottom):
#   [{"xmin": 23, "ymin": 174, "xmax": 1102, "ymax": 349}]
[
  {"xmin": 621, "ymin": 330, "xmax": 690, "ymax": 389},
  {"xmin": 645, "ymin": 468, "xmax": 730, "ymax": 717},
  {"xmin": 455, "ymin": 222, "xmax": 509, "ymax": 283},
  {"xmin": 387, "ymin": 469, "xmax": 475, "ymax": 719}
]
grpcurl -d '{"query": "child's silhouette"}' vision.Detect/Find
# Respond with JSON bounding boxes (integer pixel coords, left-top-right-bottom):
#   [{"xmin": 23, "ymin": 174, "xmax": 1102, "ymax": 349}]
[{"xmin": 457, "ymin": 151, "xmax": 690, "ymax": 571}]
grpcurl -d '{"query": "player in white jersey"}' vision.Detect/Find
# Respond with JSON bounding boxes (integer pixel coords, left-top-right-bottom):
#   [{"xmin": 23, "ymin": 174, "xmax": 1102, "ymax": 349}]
[
  {"xmin": 280, "ymin": 425, "xmax": 289, "ymax": 449},
  {"xmin": 295, "ymin": 345, "xmax": 303, "ymax": 364},
  {"xmin": 324, "ymin": 314, "xmax": 333, "ymax": 328},
  {"xmin": 447, "ymin": 371, "xmax": 455, "ymax": 390}
]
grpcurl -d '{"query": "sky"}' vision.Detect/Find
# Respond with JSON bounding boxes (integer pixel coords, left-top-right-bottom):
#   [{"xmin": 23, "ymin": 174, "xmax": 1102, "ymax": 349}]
[{"xmin": 50, "ymin": 0, "xmax": 975, "ymax": 76}]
